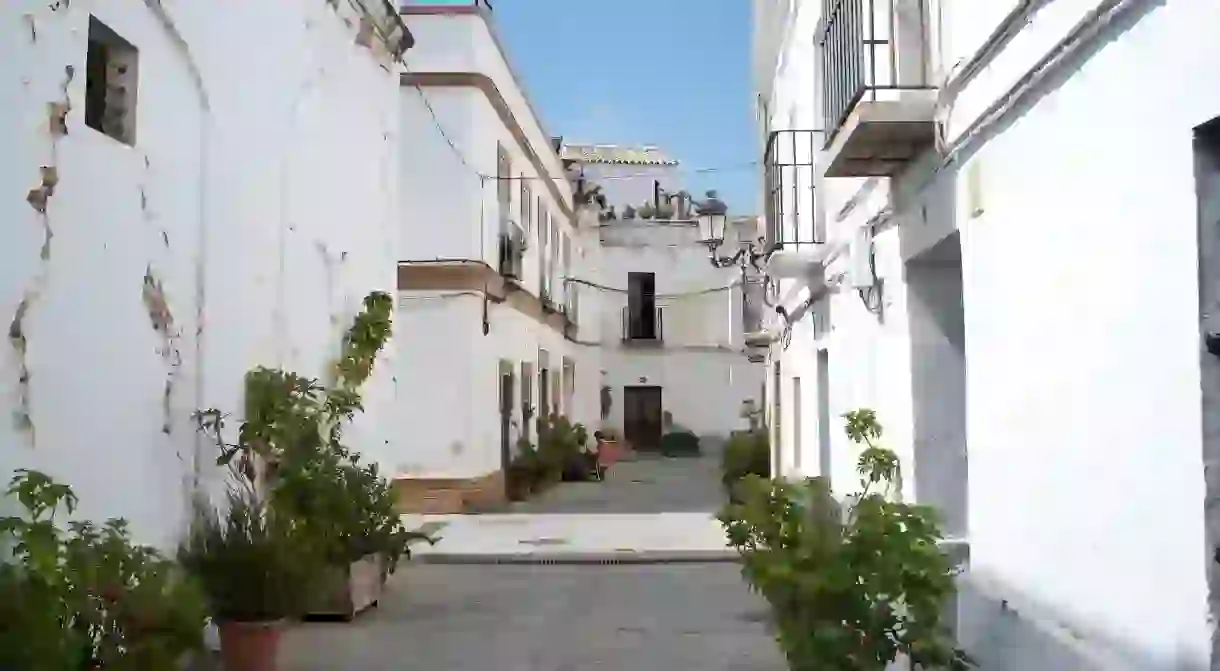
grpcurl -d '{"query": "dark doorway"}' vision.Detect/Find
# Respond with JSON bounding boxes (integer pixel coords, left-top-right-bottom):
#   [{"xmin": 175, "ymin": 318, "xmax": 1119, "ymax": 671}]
[
  {"xmin": 627, "ymin": 272, "xmax": 658, "ymax": 340},
  {"xmin": 624, "ymin": 385, "xmax": 663, "ymax": 451},
  {"xmin": 539, "ymin": 366, "xmax": 550, "ymax": 421},
  {"xmin": 499, "ymin": 368, "xmax": 515, "ymax": 471}
]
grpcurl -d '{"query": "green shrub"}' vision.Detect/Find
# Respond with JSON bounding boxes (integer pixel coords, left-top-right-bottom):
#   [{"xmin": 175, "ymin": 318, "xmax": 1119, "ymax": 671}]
[
  {"xmin": 659, "ymin": 431, "xmax": 701, "ymax": 457},
  {"xmin": 717, "ymin": 410, "xmax": 970, "ymax": 671},
  {"xmin": 0, "ymin": 470, "xmax": 207, "ymax": 670},
  {"xmin": 537, "ymin": 413, "xmax": 593, "ymax": 482},
  {"xmin": 720, "ymin": 429, "xmax": 770, "ymax": 501}
]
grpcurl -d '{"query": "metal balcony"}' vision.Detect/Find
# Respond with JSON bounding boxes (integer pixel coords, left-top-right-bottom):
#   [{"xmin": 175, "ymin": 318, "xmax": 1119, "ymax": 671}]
[
  {"xmin": 818, "ymin": 0, "xmax": 936, "ymax": 177},
  {"xmin": 764, "ymin": 129, "xmax": 824, "ymax": 251},
  {"xmin": 621, "ymin": 306, "xmax": 664, "ymax": 344}
]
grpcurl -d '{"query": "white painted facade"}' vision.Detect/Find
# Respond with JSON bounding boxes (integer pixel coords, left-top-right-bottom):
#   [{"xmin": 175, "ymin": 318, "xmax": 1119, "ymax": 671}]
[
  {"xmin": 563, "ymin": 152, "xmax": 765, "ymax": 440},
  {"xmin": 585, "ymin": 217, "xmax": 764, "ymax": 439},
  {"xmin": 754, "ymin": 0, "xmax": 1218, "ymax": 667},
  {"xmin": 395, "ymin": 4, "xmax": 599, "ymax": 481},
  {"xmin": 1, "ymin": 0, "xmax": 409, "ymax": 548}
]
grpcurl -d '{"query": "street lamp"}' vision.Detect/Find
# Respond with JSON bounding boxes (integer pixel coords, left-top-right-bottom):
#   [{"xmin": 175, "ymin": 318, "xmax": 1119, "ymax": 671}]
[{"xmin": 694, "ymin": 190, "xmax": 767, "ymax": 271}]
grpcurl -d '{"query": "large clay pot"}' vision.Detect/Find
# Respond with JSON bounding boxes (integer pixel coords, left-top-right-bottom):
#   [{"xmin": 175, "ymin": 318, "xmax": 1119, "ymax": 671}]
[{"xmin": 217, "ymin": 620, "xmax": 284, "ymax": 671}]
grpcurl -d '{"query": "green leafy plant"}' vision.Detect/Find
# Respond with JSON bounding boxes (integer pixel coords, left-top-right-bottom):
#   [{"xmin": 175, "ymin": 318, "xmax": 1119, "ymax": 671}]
[
  {"xmin": 659, "ymin": 430, "xmax": 700, "ymax": 457},
  {"xmin": 721, "ymin": 428, "xmax": 770, "ymax": 502},
  {"xmin": 177, "ymin": 485, "xmax": 316, "ymax": 623},
  {"xmin": 194, "ymin": 291, "xmax": 436, "ymax": 579},
  {"xmin": 0, "ymin": 469, "xmax": 206, "ymax": 670},
  {"xmin": 718, "ymin": 409, "xmax": 970, "ymax": 671},
  {"xmin": 537, "ymin": 413, "xmax": 593, "ymax": 483},
  {"xmin": 506, "ymin": 438, "xmax": 540, "ymax": 501}
]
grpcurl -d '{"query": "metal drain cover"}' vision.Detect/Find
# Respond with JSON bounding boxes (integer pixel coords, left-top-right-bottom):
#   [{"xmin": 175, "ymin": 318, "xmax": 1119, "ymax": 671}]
[{"xmin": 518, "ymin": 537, "xmax": 570, "ymax": 546}]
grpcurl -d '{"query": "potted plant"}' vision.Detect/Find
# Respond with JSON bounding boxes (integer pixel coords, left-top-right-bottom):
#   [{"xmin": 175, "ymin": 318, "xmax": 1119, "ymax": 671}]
[
  {"xmin": 178, "ymin": 486, "xmax": 317, "ymax": 671},
  {"xmin": 299, "ymin": 454, "xmax": 436, "ymax": 618},
  {"xmin": 0, "ymin": 469, "xmax": 207, "ymax": 671},
  {"xmin": 194, "ymin": 292, "xmax": 437, "ymax": 622}
]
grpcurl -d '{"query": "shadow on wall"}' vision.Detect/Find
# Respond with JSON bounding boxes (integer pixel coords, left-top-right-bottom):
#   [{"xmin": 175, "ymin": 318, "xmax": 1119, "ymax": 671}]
[{"xmin": 957, "ymin": 566, "xmax": 1204, "ymax": 670}]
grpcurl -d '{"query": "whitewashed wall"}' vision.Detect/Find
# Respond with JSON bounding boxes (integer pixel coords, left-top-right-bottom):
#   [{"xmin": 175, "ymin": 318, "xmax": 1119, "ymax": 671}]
[
  {"xmin": 0, "ymin": 0, "xmax": 402, "ymax": 548},
  {"xmin": 758, "ymin": 0, "xmax": 1217, "ymax": 667},
  {"xmin": 394, "ymin": 8, "xmax": 599, "ymax": 480},
  {"xmin": 589, "ymin": 220, "xmax": 763, "ymax": 438}
]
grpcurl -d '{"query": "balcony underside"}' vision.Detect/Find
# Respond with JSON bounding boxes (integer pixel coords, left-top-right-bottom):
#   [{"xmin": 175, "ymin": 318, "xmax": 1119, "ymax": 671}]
[{"xmin": 823, "ymin": 94, "xmax": 937, "ymax": 178}]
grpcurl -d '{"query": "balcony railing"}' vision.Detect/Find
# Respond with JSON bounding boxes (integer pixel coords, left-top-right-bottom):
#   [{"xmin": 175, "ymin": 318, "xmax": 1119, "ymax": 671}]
[
  {"xmin": 400, "ymin": 0, "xmax": 492, "ymax": 10},
  {"xmin": 764, "ymin": 129, "xmax": 824, "ymax": 250},
  {"xmin": 816, "ymin": 0, "xmax": 936, "ymax": 176},
  {"xmin": 622, "ymin": 306, "xmax": 664, "ymax": 343}
]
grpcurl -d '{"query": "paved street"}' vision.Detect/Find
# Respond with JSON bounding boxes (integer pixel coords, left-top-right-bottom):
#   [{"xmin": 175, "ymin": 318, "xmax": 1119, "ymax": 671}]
[
  {"xmin": 269, "ymin": 437, "xmax": 785, "ymax": 670},
  {"xmin": 511, "ymin": 438, "xmax": 726, "ymax": 514},
  {"xmin": 281, "ymin": 563, "xmax": 783, "ymax": 671}
]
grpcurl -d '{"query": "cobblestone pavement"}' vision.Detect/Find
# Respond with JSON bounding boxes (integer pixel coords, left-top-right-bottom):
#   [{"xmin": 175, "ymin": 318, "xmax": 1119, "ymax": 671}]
[
  {"xmin": 280, "ymin": 562, "xmax": 782, "ymax": 671},
  {"xmin": 510, "ymin": 439, "xmax": 726, "ymax": 514}
]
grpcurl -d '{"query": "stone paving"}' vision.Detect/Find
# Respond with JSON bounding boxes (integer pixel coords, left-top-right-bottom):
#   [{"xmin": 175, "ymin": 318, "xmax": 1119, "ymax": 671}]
[
  {"xmin": 509, "ymin": 441, "xmax": 726, "ymax": 514},
  {"xmin": 280, "ymin": 563, "xmax": 783, "ymax": 671},
  {"xmin": 273, "ymin": 437, "xmax": 784, "ymax": 670}
]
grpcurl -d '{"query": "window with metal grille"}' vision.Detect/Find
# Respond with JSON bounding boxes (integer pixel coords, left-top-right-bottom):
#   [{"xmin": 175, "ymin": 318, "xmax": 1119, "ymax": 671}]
[{"xmin": 85, "ymin": 16, "xmax": 138, "ymax": 145}]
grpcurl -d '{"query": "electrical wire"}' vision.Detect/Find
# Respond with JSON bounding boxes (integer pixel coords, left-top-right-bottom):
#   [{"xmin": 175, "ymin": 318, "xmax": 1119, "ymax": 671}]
[{"xmin": 565, "ymin": 277, "xmax": 741, "ymax": 298}]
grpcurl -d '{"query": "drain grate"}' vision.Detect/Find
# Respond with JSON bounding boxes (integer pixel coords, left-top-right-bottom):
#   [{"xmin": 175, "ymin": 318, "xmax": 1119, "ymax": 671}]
[
  {"xmin": 518, "ymin": 537, "xmax": 570, "ymax": 546},
  {"xmin": 415, "ymin": 552, "xmax": 742, "ymax": 566}
]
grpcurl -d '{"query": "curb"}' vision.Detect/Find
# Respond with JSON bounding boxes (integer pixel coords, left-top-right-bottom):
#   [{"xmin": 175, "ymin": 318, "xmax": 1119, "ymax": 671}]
[{"xmin": 412, "ymin": 548, "xmax": 741, "ymax": 565}]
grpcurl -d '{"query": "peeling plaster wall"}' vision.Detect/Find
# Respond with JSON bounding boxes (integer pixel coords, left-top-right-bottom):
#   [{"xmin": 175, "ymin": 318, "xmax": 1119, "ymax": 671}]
[
  {"xmin": 1, "ymin": 1, "xmax": 403, "ymax": 548},
  {"xmin": 1, "ymin": 0, "xmax": 208, "ymax": 549}
]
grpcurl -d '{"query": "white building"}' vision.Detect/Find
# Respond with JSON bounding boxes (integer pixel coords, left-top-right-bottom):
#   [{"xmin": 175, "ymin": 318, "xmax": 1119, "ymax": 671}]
[
  {"xmin": 562, "ymin": 144, "xmax": 766, "ymax": 446},
  {"xmin": 0, "ymin": 0, "xmax": 411, "ymax": 548},
  {"xmin": 753, "ymin": 0, "xmax": 1219, "ymax": 667},
  {"xmin": 394, "ymin": 1, "xmax": 600, "ymax": 512}
]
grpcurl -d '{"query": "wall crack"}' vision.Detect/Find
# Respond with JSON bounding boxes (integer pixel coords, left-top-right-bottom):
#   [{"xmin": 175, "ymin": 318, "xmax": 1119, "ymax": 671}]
[
  {"xmin": 143, "ymin": 267, "xmax": 181, "ymax": 434},
  {"xmin": 10, "ymin": 65, "xmax": 73, "ymax": 443}
]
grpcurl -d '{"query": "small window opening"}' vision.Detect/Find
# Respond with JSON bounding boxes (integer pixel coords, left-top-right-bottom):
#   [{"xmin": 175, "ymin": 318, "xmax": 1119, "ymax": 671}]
[{"xmin": 85, "ymin": 16, "xmax": 138, "ymax": 145}]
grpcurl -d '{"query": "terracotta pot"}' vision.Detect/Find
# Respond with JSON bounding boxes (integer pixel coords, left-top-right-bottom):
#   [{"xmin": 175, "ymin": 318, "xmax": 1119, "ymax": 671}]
[
  {"xmin": 218, "ymin": 620, "xmax": 284, "ymax": 671},
  {"xmin": 597, "ymin": 439, "xmax": 622, "ymax": 467}
]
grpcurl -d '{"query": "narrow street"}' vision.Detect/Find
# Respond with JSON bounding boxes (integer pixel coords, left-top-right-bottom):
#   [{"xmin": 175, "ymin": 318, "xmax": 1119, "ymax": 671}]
[{"xmin": 278, "ymin": 441, "xmax": 785, "ymax": 670}]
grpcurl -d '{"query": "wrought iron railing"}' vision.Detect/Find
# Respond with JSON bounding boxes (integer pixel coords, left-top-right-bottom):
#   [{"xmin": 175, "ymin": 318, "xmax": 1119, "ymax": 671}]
[
  {"xmin": 764, "ymin": 129, "xmax": 824, "ymax": 250},
  {"xmin": 817, "ymin": 0, "xmax": 933, "ymax": 143},
  {"xmin": 622, "ymin": 306, "xmax": 664, "ymax": 342}
]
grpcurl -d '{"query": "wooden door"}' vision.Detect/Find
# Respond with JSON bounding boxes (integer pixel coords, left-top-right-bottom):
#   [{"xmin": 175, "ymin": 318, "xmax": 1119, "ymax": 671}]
[
  {"xmin": 500, "ymin": 371, "xmax": 515, "ymax": 470},
  {"xmin": 624, "ymin": 386, "xmax": 663, "ymax": 451}
]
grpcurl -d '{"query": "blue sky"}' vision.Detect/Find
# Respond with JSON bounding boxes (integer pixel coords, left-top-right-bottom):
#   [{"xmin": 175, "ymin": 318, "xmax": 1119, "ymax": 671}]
[{"xmin": 490, "ymin": 0, "xmax": 758, "ymax": 213}]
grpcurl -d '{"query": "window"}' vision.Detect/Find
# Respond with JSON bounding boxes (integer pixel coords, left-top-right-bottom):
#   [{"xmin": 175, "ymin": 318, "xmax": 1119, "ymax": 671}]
[
  {"xmin": 625, "ymin": 272, "xmax": 658, "ymax": 340},
  {"xmin": 520, "ymin": 361, "xmax": 534, "ymax": 443},
  {"xmin": 539, "ymin": 210, "xmax": 550, "ymax": 296},
  {"xmin": 521, "ymin": 179, "xmax": 532, "ymax": 232},
  {"xmin": 85, "ymin": 16, "xmax": 138, "ymax": 145},
  {"xmin": 536, "ymin": 195, "xmax": 544, "ymax": 239},
  {"xmin": 497, "ymin": 144, "xmax": 512, "ymax": 219},
  {"xmin": 550, "ymin": 223, "xmax": 560, "ymax": 300},
  {"xmin": 561, "ymin": 234, "xmax": 571, "ymax": 307},
  {"xmin": 816, "ymin": 349, "xmax": 831, "ymax": 486}
]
